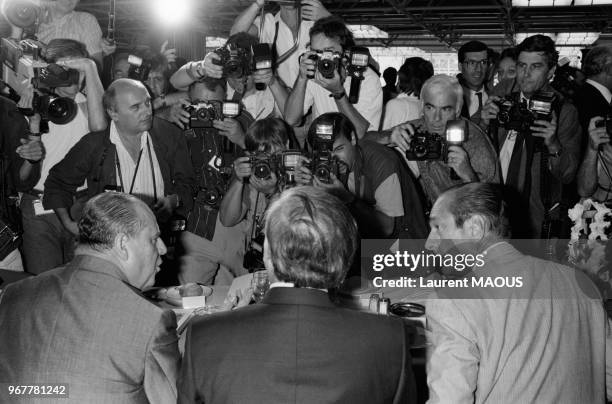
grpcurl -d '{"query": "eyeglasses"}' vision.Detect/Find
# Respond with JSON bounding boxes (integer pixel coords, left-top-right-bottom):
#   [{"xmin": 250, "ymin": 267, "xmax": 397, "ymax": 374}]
[{"xmin": 463, "ymin": 59, "xmax": 488, "ymax": 69}]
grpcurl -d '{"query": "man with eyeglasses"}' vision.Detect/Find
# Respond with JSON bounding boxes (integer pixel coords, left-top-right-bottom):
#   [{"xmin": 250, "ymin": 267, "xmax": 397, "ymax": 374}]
[
  {"xmin": 480, "ymin": 35, "xmax": 581, "ymax": 240},
  {"xmin": 284, "ymin": 16, "xmax": 383, "ymax": 139},
  {"xmin": 457, "ymin": 41, "xmax": 491, "ymax": 126}
]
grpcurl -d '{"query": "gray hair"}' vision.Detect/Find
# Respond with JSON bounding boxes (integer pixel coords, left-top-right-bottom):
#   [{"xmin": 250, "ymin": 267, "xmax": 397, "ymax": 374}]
[
  {"xmin": 420, "ymin": 74, "xmax": 464, "ymax": 115},
  {"xmin": 78, "ymin": 192, "xmax": 148, "ymax": 251},
  {"xmin": 264, "ymin": 186, "xmax": 358, "ymax": 289}
]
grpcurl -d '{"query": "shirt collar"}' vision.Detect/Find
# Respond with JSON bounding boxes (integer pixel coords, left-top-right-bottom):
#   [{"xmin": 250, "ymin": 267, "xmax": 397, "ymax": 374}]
[
  {"xmin": 109, "ymin": 121, "xmax": 149, "ymax": 148},
  {"xmin": 269, "ymin": 281, "xmax": 328, "ymax": 293},
  {"xmin": 586, "ymin": 78, "xmax": 612, "ymax": 104}
]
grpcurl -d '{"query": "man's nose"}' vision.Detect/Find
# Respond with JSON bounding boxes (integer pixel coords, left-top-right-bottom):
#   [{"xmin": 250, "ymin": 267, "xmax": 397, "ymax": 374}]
[
  {"xmin": 157, "ymin": 239, "xmax": 167, "ymax": 256},
  {"xmin": 425, "ymin": 231, "xmax": 439, "ymax": 252}
]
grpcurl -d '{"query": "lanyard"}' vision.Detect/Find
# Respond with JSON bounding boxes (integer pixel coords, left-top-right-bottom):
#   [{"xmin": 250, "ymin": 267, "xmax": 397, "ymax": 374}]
[{"xmin": 115, "ymin": 138, "xmax": 158, "ymax": 201}]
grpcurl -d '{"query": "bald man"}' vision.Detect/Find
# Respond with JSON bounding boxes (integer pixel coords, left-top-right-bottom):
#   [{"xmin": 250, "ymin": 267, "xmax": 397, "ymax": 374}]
[{"xmin": 44, "ymin": 78, "xmax": 195, "ymax": 235}]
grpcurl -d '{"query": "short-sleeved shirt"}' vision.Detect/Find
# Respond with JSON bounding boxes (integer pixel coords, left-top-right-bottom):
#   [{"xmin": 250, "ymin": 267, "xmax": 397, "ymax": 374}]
[
  {"xmin": 382, "ymin": 93, "xmax": 422, "ymax": 130},
  {"xmin": 253, "ymin": 13, "xmax": 313, "ymax": 89},
  {"xmin": 37, "ymin": 11, "xmax": 103, "ymax": 57},
  {"xmin": 304, "ymin": 67, "xmax": 383, "ymax": 131}
]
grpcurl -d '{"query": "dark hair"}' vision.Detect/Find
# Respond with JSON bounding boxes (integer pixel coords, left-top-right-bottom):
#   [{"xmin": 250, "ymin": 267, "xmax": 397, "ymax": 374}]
[
  {"xmin": 516, "ymin": 34, "xmax": 559, "ymax": 69},
  {"xmin": 458, "ymin": 40, "xmax": 488, "ymax": 63},
  {"xmin": 225, "ymin": 32, "xmax": 259, "ymax": 49},
  {"xmin": 583, "ymin": 45, "xmax": 612, "ymax": 77},
  {"xmin": 307, "ymin": 112, "xmax": 356, "ymax": 148},
  {"xmin": 500, "ymin": 47, "xmax": 518, "ymax": 62},
  {"xmin": 309, "ymin": 16, "xmax": 355, "ymax": 50},
  {"xmin": 245, "ymin": 117, "xmax": 296, "ymax": 153},
  {"xmin": 78, "ymin": 193, "xmax": 148, "ymax": 251},
  {"xmin": 398, "ymin": 57, "xmax": 434, "ymax": 97},
  {"xmin": 44, "ymin": 38, "xmax": 89, "ymax": 62},
  {"xmin": 443, "ymin": 182, "xmax": 510, "ymax": 238},
  {"xmin": 383, "ymin": 67, "xmax": 397, "ymax": 85},
  {"xmin": 264, "ymin": 186, "xmax": 358, "ymax": 289}
]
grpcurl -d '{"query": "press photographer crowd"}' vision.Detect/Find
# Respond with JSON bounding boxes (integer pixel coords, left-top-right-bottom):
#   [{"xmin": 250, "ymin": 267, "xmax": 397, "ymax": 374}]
[{"xmin": 0, "ymin": 0, "xmax": 612, "ymax": 402}]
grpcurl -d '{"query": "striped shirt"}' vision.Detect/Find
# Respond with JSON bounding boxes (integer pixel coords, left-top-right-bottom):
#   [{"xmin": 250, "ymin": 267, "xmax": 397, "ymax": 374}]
[
  {"xmin": 109, "ymin": 121, "xmax": 165, "ymax": 207},
  {"xmin": 37, "ymin": 11, "xmax": 103, "ymax": 57}
]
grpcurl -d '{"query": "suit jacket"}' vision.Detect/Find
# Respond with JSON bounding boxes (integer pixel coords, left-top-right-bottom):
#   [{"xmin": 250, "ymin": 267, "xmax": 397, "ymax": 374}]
[
  {"xmin": 178, "ymin": 287, "xmax": 416, "ymax": 404},
  {"xmin": 427, "ymin": 242, "xmax": 607, "ymax": 404},
  {"xmin": 574, "ymin": 81, "xmax": 611, "ymax": 147},
  {"xmin": 43, "ymin": 117, "xmax": 196, "ymax": 214},
  {"xmin": 0, "ymin": 254, "xmax": 180, "ymax": 404}
]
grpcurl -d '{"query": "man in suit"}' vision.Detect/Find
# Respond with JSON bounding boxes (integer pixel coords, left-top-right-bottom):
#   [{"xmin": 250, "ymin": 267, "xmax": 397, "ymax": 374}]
[
  {"xmin": 0, "ymin": 192, "xmax": 180, "ymax": 403},
  {"xmin": 425, "ymin": 182, "xmax": 609, "ymax": 403},
  {"xmin": 178, "ymin": 186, "xmax": 416, "ymax": 404},
  {"xmin": 576, "ymin": 45, "xmax": 612, "ymax": 202},
  {"xmin": 457, "ymin": 40, "xmax": 490, "ymax": 125}
]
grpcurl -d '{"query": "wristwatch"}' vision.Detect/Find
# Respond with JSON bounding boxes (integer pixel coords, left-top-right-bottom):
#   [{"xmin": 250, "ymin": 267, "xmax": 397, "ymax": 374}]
[{"xmin": 330, "ymin": 90, "xmax": 346, "ymax": 100}]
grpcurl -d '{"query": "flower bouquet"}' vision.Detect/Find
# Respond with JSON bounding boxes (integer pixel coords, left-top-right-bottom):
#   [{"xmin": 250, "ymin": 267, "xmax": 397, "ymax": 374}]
[{"xmin": 567, "ymin": 199, "xmax": 612, "ymax": 298}]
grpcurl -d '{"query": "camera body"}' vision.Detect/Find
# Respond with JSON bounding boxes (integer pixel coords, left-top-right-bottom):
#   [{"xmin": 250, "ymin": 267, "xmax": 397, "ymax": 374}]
[
  {"xmin": 32, "ymin": 92, "xmax": 77, "ymax": 125},
  {"xmin": 595, "ymin": 115, "xmax": 612, "ymax": 138},
  {"xmin": 309, "ymin": 122, "xmax": 339, "ymax": 183},
  {"xmin": 214, "ymin": 44, "xmax": 252, "ymax": 79},
  {"xmin": 127, "ymin": 55, "xmax": 151, "ymax": 82},
  {"xmin": 496, "ymin": 92, "xmax": 555, "ymax": 132},
  {"xmin": 249, "ymin": 152, "xmax": 278, "ymax": 180},
  {"xmin": 405, "ymin": 131, "xmax": 444, "ymax": 161},
  {"xmin": 185, "ymin": 101, "xmax": 223, "ymax": 128},
  {"xmin": 307, "ymin": 51, "xmax": 342, "ymax": 79}
]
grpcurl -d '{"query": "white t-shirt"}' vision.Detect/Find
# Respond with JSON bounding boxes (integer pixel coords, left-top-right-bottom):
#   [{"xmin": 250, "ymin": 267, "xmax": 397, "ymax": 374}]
[
  {"xmin": 35, "ymin": 92, "xmax": 89, "ymax": 191},
  {"xmin": 303, "ymin": 67, "xmax": 383, "ymax": 131},
  {"xmin": 382, "ymin": 93, "xmax": 422, "ymax": 130},
  {"xmin": 227, "ymin": 84, "xmax": 278, "ymax": 120},
  {"xmin": 253, "ymin": 13, "xmax": 313, "ymax": 89}
]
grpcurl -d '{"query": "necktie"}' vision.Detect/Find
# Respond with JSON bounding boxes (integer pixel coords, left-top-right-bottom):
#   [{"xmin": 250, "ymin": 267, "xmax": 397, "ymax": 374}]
[{"xmin": 476, "ymin": 92, "xmax": 483, "ymax": 111}]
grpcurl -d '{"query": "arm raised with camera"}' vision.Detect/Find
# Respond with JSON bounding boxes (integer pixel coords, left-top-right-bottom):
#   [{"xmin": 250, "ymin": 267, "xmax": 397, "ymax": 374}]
[
  {"xmin": 284, "ymin": 51, "xmax": 315, "ymax": 126},
  {"xmin": 56, "ymin": 58, "xmax": 107, "ymax": 131},
  {"xmin": 577, "ymin": 116, "xmax": 610, "ymax": 198},
  {"xmin": 230, "ymin": 0, "xmax": 265, "ymax": 37},
  {"xmin": 16, "ymin": 113, "xmax": 44, "ymax": 183},
  {"xmin": 219, "ymin": 157, "xmax": 251, "ymax": 227},
  {"xmin": 169, "ymin": 53, "xmax": 223, "ymax": 91}
]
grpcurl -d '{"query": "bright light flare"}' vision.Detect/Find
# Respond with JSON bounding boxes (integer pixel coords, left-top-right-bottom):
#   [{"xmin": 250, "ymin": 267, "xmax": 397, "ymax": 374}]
[{"xmin": 152, "ymin": 0, "xmax": 191, "ymax": 28}]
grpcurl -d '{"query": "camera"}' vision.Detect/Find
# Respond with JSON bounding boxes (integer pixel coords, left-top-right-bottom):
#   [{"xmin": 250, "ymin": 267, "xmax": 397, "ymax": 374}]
[
  {"xmin": 127, "ymin": 55, "xmax": 151, "ymax": 82},
  {"xmin": 310, "ymin": 122, "xmax": 339, "ymax": 183},
  {"xmin": 405, "ymin": 131, "xmax": 444, "ymax": 161},
  {"xmin": 307, "ymin": 51, "xmax": 342, "ymax": 80},
  {"xmin": 278, "ymin": 150, "xmax": 303, "ymax": 185},
  {"xmin": 31, "ymin": 92, "xmax": 77, "ymax": 125},
  {"xmin": 243, "ymin": 232, "xmax": 265, "ymax": 272},
  {"xmin": 2, "ymin": 0, "xmax": 44, "ymax": 29},
  {"xmin": 252, "ymin": 43, "xmax": 273, "ymax": 91},
  {"xmin": 595, "ymin": 115, "xmax": 612, "ymax": 139},
  {"xmin": 214, "ymin": 43, "xmax": 252, "ymax": 79},
  {"xmin": 249, "ymin": 152, "xmax": 277, "ymax": 180},
  {"xmin": 184, "ymin": 100, "xmax": 240, "ymax": 129},
  {"xmin": 495, "ymin": 91, "xmax": 555, "ymax": 133},
  {"xmin": 346, "ymin": 47, "xmax": 370, "ymax": 104}
]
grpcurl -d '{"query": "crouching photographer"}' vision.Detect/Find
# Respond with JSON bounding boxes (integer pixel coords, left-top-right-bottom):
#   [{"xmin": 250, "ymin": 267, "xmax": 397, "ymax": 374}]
[
  {"xmin": 1, "ymin": 37, "xmax": 106, "ymax": 274},
  {"xmin": 219, "ymin": 118, "xmax": 298, "ymax": 273},
  {"xmin": 367, "ymin": 74, "xmax": 499, "ymax": 208},
  {"xmin": 295, "ymin": 112, "xmax": 428, "ymax": 239},
  {"xmin": 176, "ymin": 77, "xmax": 255, "ymax": 285},
  {"xmin": 480, "ymin": 34, "xmax": 581, "ymax": 239}
]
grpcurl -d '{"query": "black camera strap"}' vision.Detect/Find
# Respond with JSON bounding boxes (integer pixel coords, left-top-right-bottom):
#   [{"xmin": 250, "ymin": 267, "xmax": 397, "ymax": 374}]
[{"xmin": 114, "ymin": 138, "xmax": 157, "ymax": 200}]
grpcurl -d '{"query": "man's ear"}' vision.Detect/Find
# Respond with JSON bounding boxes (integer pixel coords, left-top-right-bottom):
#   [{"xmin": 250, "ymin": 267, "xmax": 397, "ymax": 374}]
[
  {"xmin": 114, "ymin": 233, "xmax": 130, "ymax": 260},
  {"xmin": 464, "ymin": 214, "xmax": 487, "ymax": 239},
  {"xmin": 351, "ymin": 132, "xmax": 357, "ymax": 146},
  {"xmin": 547, "ymin": 64, "xmax": 557, "ymax": 81},
  {"xmin": 107, "ymin": 107, "xmax": 118, "ymax": 121}
]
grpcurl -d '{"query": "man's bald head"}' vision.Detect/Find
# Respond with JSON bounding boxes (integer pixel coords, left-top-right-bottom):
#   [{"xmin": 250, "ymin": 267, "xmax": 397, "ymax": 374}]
[{"xmin": 103, "ymin": 78, "xmax": 148, "ymax": 114}]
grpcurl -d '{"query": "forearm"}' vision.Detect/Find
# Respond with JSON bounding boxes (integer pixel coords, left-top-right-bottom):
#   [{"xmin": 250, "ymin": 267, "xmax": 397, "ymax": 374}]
[
  {"xmin": 84, "ymin": 66, "xmax": 107, "ymax": 131},
  {"xmin": 219, "ymin": 179, "xmax": 247, "ymax": 227},
  {"xmin": 269, "ymin": 78, "xmax": 289, "ymax": 118},
  {"xmin": 170, "ymin": 63, "xmax": 202, "ymax": 91},
  {"xmin": 18, "ymin": 161, "xmax": 37, "ymax": 182},
  {"xmin": 577, "ymin": 149, "xmax": 599, "ymax": 197},
  {"xmin": 284, "ymin": 78, "xmax": 307, "ymax": 126},
  {"xmin": 230, "ymin": 2, "xmax": 261, "ymax": 36},
  {"xmin": 336, "ymin": 96, "xmax": 369, "ymax": 139},
  {"xmin": 363, "ymin": 130, "xmax": 392, "ymax": 146}
]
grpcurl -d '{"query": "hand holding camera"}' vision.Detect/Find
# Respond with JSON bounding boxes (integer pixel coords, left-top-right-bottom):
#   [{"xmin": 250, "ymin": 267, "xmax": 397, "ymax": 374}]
[
  {"xmin": 301, "ymin": 0, "xmax": 331, "ymax": 21},
  {"xmin": 588, "ymin": 116, "xmax": 612, "ymax": 151},
  {"xmin": 299, "ymin": 50, "xmax": 318, "ymax": 81},
  {"xmin": 199, "ymin": 52, "xmax": 224, "ymax": 79},
  {"xmin": 16, "ymin": 135, "xmax": 44, "ymax": 163},
  {"xmin": 213, "ymin": 118, "xmax": 245, "ymax": 148},
  {"xmin": 56, "ymin": 57, "xmax": 96, "ymax": 76},
  {"xmin": 529, "ymin": 110, "xmax": 558, "ymax": 148},
  {"xmin": 250, "ymin": 171, "xmax": 278, "ymax": 195},
  {"xmin": 481, "ymin": 95, "xmax": 501, "ymax": 127},
  {"xmin": 447, "ymin": 145, "xmax": 475, "ymax": 182},
  {"xmin": 389, "ymin": 122, "xmax": 417, "ymax": 154}
]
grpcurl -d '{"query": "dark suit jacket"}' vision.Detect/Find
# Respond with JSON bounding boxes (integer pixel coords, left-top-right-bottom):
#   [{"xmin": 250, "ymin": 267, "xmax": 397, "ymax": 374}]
[
  {"xmin": 0, "ymin": 254, "xmax": 180, "ymax": 403},
  {"xmin": 43, "ymin": 117, "xmax": 196, "ymax": 214},
  {"xmin": 178, "ymin": 287, "xmax": 416, "ymax": 404},
  {"xmin": 573, "ymin": 81, "xmax": 611, "ymax": 147}
]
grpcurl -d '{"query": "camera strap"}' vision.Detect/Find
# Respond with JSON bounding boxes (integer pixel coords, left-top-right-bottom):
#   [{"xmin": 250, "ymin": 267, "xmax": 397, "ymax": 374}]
[{"xmin": 114, "ymin": 138, "xmax": 157, "ymax": 201}]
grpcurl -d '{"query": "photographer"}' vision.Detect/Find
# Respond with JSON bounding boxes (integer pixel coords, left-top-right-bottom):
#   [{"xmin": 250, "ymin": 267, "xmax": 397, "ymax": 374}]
[
  {"xmin": 43, "ymin": 79, "xmax": 194, "ymax": 241},
  {"xmin": 178, "ymin": 77, "xmax": 255, "ymax": 285},
  {"xmin": 11, "ymin": 38, "xmax": 106, "ymax": 274},
  {"xmin": 577, "ymin": 117, "xmax": 612, "ymax": 203},
  {"xmin": 296, "ymin": 112, "xmax": 428, "ymax": 239},
  {"xmin": 367, "ymin": 74, "xmax": 499, "ymax": 208},
  {"xmin": 284, "ymin": 16, "xmax": 382, "ymax": 139},
  {"xmin": 480, "ymin": 34, "xmax": 581, "ymax": 238},
  {"xmin": 219, "ymin": 118, "xmax": 297, "ymax": 273},
  {"xmin": 230, "ymin": 0, "xmax": 331, "ymax": 89}
]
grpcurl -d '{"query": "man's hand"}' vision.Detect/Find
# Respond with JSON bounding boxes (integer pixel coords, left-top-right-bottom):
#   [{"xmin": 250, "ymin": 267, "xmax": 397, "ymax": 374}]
[
  {"xmin": 313, "ymin": 173, "xmax": 353, "ymax": 202},
  {"xmin": 159, "ymin": 99, "xmax": 190, "ymax": 129},
  {"xmin": 481, "ymin": 96, "xmax": 501, "ymax": 127},
  {"xmin": 294, "ymin": 156, "xmax": 313, "ymax": 185},
  {"xmin": 389, "ymin": 122, "xmax": 416, "ymax": 154},
  {"xmin": 301, "ymin": 0, "xmax": 331, "ymax": 21},
  {"xmin": 234, "ymin": 156, "xmax": 252, "ymax": 181},
  {"xmin": 16, "ymin": 137, "xmax": 44, "ymax": 162},
  {"xmin": 447, "ymin": 145, "xmax": 476, "ymax": 182},
  {"xmin": 213, "ymin": 118, "xmax": 245, "ymax": 147},
  {"xmin": 56, "ymin": 57, "xmax": 97, "ymax": 75},
  {"xmin": 252, "ymin": 68, "xmax": 276, "ymax": 87},
  {"xmin": 199, "ymin": 52, "xmax": 224, "ymax": 79},
  {"xmin": 251, "ymin": 172, "xmax": 278, "ymax": 195},
  {"xmin": 530, "ymin": 110, "xmax": 559, "ymax": 149},
  {"xmin": 298, "ymin": 51, "xmax": 317, "ymax": 81},
  {"xmin": 101, "ymin": 39, "xmax": 117, "ymax": 56},
  {"xmin": 164, "ymin": 91, "xmax": 189, "ymax": 106},
  {"xmin": 222, "ymin": 287, "xmax": 254, "ymax": 311},
  {"xmin": 253, "ymin": 0, "xmax": 265, "ymax": 7},
  {"xmin": 313, "ymin": 65, "xmax": 344, "ymax": 94},
  {"xmin": 587, "ymin": 116, "xmax": 611, "ymax": 151},
  {"xmin": 160, "ymin": 40, "xmax": 176, "ymax": 65}
]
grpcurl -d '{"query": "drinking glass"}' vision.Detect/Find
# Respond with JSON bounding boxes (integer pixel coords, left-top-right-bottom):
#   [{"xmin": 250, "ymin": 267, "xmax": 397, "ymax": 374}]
[{"xmin": 251, "ymin": 271, "xmax": 270, "ymax": 303}]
